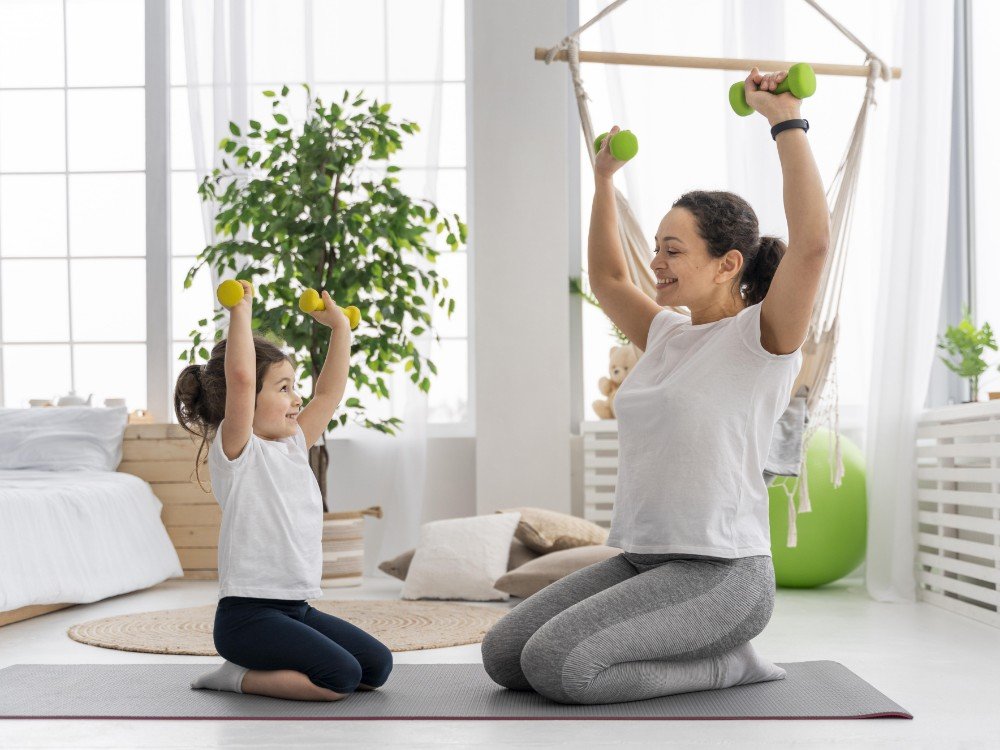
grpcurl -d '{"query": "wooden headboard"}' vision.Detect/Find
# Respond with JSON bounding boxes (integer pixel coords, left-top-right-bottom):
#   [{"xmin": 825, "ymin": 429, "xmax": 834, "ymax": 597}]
[{"xmin": 117, "ymin": 423, "xmax": 221, "ymax": 580}]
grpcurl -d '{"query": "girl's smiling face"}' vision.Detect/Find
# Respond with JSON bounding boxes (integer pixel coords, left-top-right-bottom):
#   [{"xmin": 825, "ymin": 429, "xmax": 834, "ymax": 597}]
[{"xmin": 253, "ymin": 359, "xmax": 302, "ymax": 441}]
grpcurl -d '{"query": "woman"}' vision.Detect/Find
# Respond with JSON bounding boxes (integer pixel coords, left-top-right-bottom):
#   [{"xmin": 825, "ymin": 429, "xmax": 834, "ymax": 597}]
[{"xmin": 482, "ymin": 67, "xmax": 830, "ymax": 705}]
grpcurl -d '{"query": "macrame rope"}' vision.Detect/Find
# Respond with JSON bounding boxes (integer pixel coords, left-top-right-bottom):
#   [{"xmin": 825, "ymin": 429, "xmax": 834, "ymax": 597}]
[
  {"xmin": 543, "ymin": 0, "xmax": 630, "ymax": 64},
  {"xmin": 802, "ymin": 0, "xmax": 892, "ymax": 81}
]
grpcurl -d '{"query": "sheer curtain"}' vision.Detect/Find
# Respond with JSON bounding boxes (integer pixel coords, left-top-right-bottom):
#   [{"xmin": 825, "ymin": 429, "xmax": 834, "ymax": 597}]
[
  {"xmin": 864, "ymin": 0, "xmax": 954, "ymax": 603},
  {"xmin": 178, "ymin": 0, "xmax": 447, "ymax": 575}
]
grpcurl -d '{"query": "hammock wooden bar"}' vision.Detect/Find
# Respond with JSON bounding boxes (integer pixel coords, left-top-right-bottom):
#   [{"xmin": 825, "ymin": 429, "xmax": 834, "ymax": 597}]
[{"xmin": 533, "ymin": 47, "xmax": 902, "ymax": 79}]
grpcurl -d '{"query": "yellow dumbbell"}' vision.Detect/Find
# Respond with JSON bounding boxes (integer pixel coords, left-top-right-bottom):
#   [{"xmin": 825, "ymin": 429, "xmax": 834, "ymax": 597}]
[
  {"xmin": 298, "ymin": 288, "xmax": 361, "ymax": 330},
  {"xmin": 216, "ymin": 279, "xmax": 252, "ymax": 308}
]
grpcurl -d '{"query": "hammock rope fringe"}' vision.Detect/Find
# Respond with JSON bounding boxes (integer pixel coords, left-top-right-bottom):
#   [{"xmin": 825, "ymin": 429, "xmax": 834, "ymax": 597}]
[{"xmin": 546, "ymin": 0, "xmax": 895, "ymax": 546}]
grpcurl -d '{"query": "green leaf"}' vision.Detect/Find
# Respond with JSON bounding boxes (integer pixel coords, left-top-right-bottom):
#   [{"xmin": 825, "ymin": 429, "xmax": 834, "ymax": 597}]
[
  {"xmin": 274, "ymin": 113, "xmax": 288, "ymax": 125},
  {"xmin": 229, "ymin": 122, "xmax": 240, "ymax": 136}
]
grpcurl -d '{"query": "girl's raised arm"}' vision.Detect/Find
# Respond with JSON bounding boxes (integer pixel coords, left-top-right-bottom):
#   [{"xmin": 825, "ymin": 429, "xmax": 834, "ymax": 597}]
[{"xmin": 220, "ymin": 280, "xmax": 257, "ymax": 460}]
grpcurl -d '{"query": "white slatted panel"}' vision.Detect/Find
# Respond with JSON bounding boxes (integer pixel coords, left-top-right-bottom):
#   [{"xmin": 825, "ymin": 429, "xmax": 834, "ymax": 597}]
[
  {"xmin": 916, "ymin": 400, "xmax": 1000, "ymax": 628},
  {"xmin": 583, "ymin": 420, "xmax": 619, "ymax": 528}
]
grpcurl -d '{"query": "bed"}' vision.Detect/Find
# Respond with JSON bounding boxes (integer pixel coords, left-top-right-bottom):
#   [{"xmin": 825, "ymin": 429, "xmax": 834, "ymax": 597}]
[{"xmin": 0, "ymin": 407, "xmax": 183, "ymax": 626}]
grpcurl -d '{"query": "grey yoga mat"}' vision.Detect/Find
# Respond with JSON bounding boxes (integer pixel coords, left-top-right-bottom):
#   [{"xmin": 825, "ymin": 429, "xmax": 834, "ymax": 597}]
[{"xmin": 0, "ymin": 662, "xmax": 911, "ymax": 720}]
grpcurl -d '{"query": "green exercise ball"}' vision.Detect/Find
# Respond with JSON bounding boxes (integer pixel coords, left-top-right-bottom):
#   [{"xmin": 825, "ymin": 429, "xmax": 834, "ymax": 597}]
[{"xmin": 768, "ymin": 428, "xmax": 867, "ymax": 588}]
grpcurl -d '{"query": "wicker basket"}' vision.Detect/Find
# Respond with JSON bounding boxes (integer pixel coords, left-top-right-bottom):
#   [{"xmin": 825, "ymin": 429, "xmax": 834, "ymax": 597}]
[{"xmin": 321, "ymin": 506, "xmax": 382, "ymax": 587}]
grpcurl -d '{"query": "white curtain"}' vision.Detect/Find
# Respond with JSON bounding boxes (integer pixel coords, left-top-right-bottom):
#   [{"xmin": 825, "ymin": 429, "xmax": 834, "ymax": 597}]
[
  {"xmin": 181, "ymin": 0, "xmax": 249, "ymax": 294},
  {"xmin": 864, "ymin": 0, "xmax": 954, "ymax": 603},
  {"xmin": 723, "ymin": 0, "xmax": 786, "ymax": 235},
  {"xmin": 180, "ymin": 0, "xmax": 447, "ymax": 575}
]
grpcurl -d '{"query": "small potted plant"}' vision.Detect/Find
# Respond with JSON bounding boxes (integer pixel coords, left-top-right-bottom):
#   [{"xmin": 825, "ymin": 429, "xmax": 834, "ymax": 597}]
[{"xmin": 936, "ymin": 305, "xmax": 997, "ymax": 403}]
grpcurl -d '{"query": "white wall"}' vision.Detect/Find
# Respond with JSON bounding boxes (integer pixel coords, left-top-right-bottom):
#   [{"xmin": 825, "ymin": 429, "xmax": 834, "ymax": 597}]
[{"xmin": 469, "ymin": 0, "xmax": 575, "ymax": 516}]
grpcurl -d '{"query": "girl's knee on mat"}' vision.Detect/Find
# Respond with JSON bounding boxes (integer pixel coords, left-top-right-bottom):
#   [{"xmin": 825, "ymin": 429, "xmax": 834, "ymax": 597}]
[
  {"xmin": 312, "ymin": 657, "xmax": 364, "ymax": 695},
  {"xmin": 359, "ymin": 644, "xmax": 394, "ymax": 688}
]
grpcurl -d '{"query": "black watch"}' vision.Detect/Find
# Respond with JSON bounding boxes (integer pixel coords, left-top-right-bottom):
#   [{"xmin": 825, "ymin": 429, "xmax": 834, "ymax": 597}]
[{"xmin": 771, "ymin": 118, "xmax": 809, "ymax": 140}]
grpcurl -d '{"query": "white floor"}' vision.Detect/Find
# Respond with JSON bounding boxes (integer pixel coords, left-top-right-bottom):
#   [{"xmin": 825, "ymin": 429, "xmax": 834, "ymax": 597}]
[{"xmin": 0, "ymin": 575, "xmax": 997, "ymax": 750}]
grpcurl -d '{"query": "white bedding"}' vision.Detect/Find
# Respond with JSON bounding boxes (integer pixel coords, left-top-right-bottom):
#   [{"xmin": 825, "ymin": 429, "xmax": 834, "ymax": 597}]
[{"xmin": 0, "ymin": 470, "xmax": 183, "ymax": 612}]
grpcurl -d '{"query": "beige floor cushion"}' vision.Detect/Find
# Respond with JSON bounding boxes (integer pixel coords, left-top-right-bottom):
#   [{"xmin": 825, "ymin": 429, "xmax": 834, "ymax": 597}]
[
  {"xmin": 493, "ymin": 544, "xmax": 622, "ymax": 598},
  {"xmin": 401, "ymin": 512, "xmax": 522, "ymax": 601},
  {"xmin": 379, "ymin": 538, "xmax": 538, "ymax": 582},
  {"xmin": 496, "ymin": 507, "xmax": 610, "ymax": 553}
]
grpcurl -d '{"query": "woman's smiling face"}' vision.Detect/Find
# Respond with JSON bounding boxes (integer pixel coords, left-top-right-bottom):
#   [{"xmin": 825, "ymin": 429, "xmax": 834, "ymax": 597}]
[
  {"xmin": 651, "ymin": 208, "xmax": 710, "ymax": 307},
  {"xmin": 253, "ymin": 359, "xmax": 302, "ymax": 441},
  {"xmin": 651, "ymin": 207, "xmax": 744, "ymax": 310}
]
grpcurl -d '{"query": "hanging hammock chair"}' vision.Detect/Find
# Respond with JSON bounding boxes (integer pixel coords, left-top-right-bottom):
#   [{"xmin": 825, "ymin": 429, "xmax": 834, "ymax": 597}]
[{"xmin": 540, "ymin": 0, "xmax": 900, "ymax": 546}]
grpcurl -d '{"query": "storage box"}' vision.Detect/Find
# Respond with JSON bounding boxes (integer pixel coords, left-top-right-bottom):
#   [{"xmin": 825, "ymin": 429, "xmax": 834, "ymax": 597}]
[{"xmin": 322, "ymin": 507, "xmax": 382, "ymax": 587}]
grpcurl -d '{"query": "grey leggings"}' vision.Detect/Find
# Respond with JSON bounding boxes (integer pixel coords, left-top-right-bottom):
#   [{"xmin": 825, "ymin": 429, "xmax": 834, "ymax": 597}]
[{"xmin": 481, "ymin": 552, "xmax": 776, "ymax": 705}]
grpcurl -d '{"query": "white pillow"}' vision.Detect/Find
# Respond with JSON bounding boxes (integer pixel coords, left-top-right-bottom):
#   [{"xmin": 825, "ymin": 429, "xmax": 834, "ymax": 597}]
[
  {"xmin": 0, "ymin": 406, "xmax": 129, "ymax": 472},
  {"xmin": 401, "ymin": 512, "xmax": 522, "ymax": 601}
]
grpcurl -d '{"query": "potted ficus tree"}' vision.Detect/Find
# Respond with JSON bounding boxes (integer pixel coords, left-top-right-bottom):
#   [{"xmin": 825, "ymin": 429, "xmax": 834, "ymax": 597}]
[
  {"xmin": 181, "ymin": 85, "xmax": 465, "ymax": 510},
  {"xmin": 936, "ymin": 304, "xmax": 998, "ymax": 403}
]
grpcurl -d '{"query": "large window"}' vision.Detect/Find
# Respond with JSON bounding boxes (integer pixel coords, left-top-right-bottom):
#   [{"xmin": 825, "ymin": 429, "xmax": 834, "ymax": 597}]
[
  {"xmin": 0, "ymin": 0, "xmax": 146, "ymax": 410},
  {"xmin": 0, "ymin": 0, "xmax": 470, "ymax": 431}
]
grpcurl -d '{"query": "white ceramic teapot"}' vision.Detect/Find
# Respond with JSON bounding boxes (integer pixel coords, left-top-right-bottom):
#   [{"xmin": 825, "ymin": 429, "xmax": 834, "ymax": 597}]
[{"xmin": 56, "ymin": 390, "xmax": 94, "ymax": 407}]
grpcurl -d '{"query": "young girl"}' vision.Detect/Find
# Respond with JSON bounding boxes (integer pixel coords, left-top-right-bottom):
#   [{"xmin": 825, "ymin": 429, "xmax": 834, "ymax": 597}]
[
  {"xmin": 175, "ymin": 280, "xmax": 393, "ymax": 702},
  {"xmin": 482, "ymin": 67, "xmax": 829, "ymax": 704}
]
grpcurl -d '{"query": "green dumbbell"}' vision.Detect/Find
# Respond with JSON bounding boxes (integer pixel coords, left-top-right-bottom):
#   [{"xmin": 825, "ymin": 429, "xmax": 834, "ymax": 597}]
[
  {"xmin": 729, "ymin": 63, "xmax": 816, "ymax": 116},
  {"xmin": 594, "ymin": 129, "xmax": 639, "ymax": 161}
]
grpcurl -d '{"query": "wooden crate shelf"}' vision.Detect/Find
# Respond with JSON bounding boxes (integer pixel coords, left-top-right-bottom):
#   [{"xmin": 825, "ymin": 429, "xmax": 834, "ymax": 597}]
[{"xmin": 118, "ymin": 423, "xmax": 219, "ymax": 581}]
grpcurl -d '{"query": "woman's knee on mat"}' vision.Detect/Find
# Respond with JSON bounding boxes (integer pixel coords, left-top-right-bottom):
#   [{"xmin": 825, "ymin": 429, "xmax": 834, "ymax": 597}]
[
  {"xmin": 481, "ymin": 614, "xmax": 534, "ymax": 691},
  {"xmin": 519, "ymin": 623, "xmax": 579, "ymax": 704}
]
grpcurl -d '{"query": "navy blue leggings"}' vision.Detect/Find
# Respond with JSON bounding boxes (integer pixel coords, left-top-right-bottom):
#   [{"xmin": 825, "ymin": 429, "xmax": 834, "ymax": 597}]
[{"xmin": 213, "ymin": 597, "xmax": 394, "ymax": 694}]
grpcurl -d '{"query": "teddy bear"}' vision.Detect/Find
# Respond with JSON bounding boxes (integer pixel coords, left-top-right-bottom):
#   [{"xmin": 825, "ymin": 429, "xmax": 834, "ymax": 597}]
[{"xmin": 592, "ymin": 343, "xmax": 641, "ymax": 419}]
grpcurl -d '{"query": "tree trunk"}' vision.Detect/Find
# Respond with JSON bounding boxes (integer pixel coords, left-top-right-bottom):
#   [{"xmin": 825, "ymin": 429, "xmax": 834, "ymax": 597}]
[{"xmin": 308, "ymin": 440, "xmax": 330, "ymax": 512}]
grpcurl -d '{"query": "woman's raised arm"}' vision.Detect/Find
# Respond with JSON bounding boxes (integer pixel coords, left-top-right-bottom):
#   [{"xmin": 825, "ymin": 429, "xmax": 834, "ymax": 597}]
[
  {"xmin": 744, "ymin": 68, "xmax": 831, "ymax": 356},
  {"xmin": 588, "ymin": 126, "xmax": 662, "ymax": 351}
]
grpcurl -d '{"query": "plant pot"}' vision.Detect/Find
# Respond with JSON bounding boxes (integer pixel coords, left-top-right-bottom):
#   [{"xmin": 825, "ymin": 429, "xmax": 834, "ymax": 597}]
[{"xmin": 321, "ymin": 506, "xmax": 382, "ymax": 587}]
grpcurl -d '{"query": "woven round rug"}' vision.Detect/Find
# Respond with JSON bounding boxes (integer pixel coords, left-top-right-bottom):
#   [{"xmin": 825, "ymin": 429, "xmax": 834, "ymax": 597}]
[{"xmin": 67, "ymin": 600, "xmax": 508, "ymax": 655}]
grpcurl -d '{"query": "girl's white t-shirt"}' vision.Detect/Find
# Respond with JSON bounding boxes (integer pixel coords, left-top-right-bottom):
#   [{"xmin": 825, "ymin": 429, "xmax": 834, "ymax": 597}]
[
  {"xmin": 606, "ymin": 302, "xmax": 803, "ymax": 558},
  {"xmin": 208, "ymin": 420, "xmax": 324, "ymax": 600}
]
